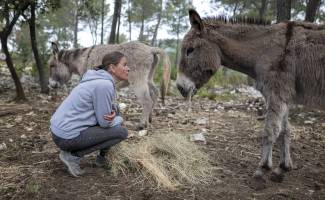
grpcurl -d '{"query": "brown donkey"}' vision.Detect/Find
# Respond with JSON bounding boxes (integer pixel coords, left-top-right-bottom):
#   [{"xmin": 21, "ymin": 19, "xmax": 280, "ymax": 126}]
[
  {"xmin": 49, "ymin": 41, "xmax": 171, "ymax": 130},
  {"xmin": 176, "ymin": 9, "xmax": 325, "ymax": 185}
]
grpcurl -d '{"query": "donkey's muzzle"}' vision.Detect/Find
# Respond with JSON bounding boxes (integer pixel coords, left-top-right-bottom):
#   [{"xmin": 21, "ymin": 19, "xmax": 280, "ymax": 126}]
[
  {"xmin": 177, "ymin": 84, "xmax": 187, "ymax": 97},
  {"xmin": 49, "ymin": 78, "xmax": 61, "ymax": 89},
  {"xmin": 177, "ymin": 84, "xmax": 197, "ymax": 98}
]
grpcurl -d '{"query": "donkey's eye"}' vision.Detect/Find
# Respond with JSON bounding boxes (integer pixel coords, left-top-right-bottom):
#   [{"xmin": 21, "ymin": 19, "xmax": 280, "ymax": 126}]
[{"xmin": 186, "ymin": 47, "xmax": 194, "ymax": 56}]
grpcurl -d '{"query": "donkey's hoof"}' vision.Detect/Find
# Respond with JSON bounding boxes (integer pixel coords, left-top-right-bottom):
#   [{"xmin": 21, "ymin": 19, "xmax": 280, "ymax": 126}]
[
  {"xmin": 270, "ymin": 170, "xmax": 285, "ymax": 183},
  {"xmin": 253, "ymin": 168, "xmax": 268, "ymax": 179},
  {"xmin": 251, "ymin": 170, "xmax": 267, "ymax": 190},
  {"xmin": 279, "ymin": 162, "xmax": 292, "ymax": 172},
  {"xmin": 136, "ymin": 123, "xmax": 147, "ymax": 131},
  {"xmin": 250, "ymin": 176, "xmax": 267, "ymax": 191}
]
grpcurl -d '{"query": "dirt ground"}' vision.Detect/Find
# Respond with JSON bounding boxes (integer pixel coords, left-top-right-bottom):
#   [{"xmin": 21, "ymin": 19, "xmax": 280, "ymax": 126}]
[{"xmin": 0, "ymin": 86, "xmax": 324, "ymax": 200}]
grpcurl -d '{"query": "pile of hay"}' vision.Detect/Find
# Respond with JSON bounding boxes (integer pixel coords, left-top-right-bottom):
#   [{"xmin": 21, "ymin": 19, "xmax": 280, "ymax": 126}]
[{"xmin": 108, "ymin": 132, "xmax": 214, "ymax": 190}]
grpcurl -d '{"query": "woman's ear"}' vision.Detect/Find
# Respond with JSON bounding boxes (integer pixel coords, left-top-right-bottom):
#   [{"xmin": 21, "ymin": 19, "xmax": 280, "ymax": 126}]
[{"xmin": 108, "ymin": 64, "xmax": 115, "ymax": 73}]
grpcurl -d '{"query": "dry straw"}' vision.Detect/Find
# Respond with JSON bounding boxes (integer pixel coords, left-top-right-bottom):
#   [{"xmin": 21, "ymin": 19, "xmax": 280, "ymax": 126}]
[{"xmin": 108, "ymin": 132, "xmax": 214, "ymax": 190}]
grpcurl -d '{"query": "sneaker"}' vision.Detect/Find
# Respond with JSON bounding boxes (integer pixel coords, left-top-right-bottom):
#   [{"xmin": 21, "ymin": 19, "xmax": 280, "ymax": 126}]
[
  {"xmin": 59, "ymin": 150, "xmax": 85, "ymax": 177},
  {"xmin": 95, "ymin": 155, "xmax": 107, "ymax": 168}
]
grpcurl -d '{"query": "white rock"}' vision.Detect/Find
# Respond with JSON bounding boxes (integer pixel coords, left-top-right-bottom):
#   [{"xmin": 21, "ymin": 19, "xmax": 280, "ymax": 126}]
[
  {"xmin": 20, "ymin": 134, "xmax": 27, "ymax": 139},
  {"xmin": 190, "ymin": 132, "xmax": 206, "ymax": 144},
  {"xmin": 15, "ymin": 116, "xmax": 23, "ymax": 123},
  {"xmin": 217, "ymin": 105, "xmax": 224, "ymax": 110},
  {"xmin": 195, "ymin": 117, "xmax": 208, "ymax": 125},
  {"xmin": 201, "ymin": 128, "xmax": 207, "ymax": 133},
  {"xmin": 298, "ymin": 113, "xmax": 305, "ymax": 118},
  {"xmin": 26, "ymin": 111, "xmax": 36, "ymax": 116},
  {"xmin": 9, "ymin": 138, "xmax": 13, "ymax": 142},
  {"xmin": 309, "ymin": 117, "xmax": 316, "ymax": 122},
  {"xmin": 0, "ymin": 142, "xmax": 7, "ymax": 150},
  {"xmin": 5, "ymin": 124, "xmax": 14, "ymax": 128},
  {"xmin": 25, "ymin": 127, "xmax": 33, "ymax": 131},
  {"xmin": 138, "ymin": 130, "xmax": 148, "ymax": 137},
  {"xmin": 119, "ymin": 103, "xmax": 127, "ymax": 111},
  {"xmin": 167, "ymin": 113, "xmax": 176, "ymax": 119},
  {"xmin": 304, "ymin": 120, "xmax": 314, "ymax": 125},
  {"xmin": 41, "ymin": 100, "xmax": 49, "ymax": 104}
]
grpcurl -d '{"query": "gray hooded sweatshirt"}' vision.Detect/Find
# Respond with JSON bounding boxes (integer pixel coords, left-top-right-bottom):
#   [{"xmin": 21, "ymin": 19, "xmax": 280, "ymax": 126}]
[{"xmin": 50, "ymin": 69, "xmax": 123, "ymax": 139}]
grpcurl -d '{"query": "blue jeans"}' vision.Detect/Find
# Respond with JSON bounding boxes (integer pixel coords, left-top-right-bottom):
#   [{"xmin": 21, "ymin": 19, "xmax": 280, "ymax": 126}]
[{"xmin": 52, "ymin": 125, "xmax": 128, "ymax": 157}]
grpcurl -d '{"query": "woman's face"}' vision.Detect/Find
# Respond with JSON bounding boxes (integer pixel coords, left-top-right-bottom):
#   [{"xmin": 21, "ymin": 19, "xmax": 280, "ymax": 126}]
[{"xmin": 110, "ymin": 57, "xmax": 129, "ymax": 81}]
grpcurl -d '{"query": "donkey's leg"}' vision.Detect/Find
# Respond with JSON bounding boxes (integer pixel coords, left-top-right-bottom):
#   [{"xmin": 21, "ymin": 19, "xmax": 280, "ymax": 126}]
[
  {"xmin": 270, "ymin": 110, "xmax": 293, "ymax": 182},
  {"xmin": 132, "ymin": 82, "xmax": 154, "ymax": 130},
  {"xmin": 148, "ymin": 82, "xmax": 159, "ymax": 123},
  {"xmin": 254, "ymin": 101, "xmax": 287, "ymax": 180},
  {"xmin": 279, "ymin": 115, "xmax": 293, "ymax": 170}
]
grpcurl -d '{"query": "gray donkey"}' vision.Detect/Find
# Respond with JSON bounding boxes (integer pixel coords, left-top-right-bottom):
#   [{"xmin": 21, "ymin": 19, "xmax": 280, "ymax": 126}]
[
  {"xmin": 49, "ymin": 41, "xmax": 171, "ymax": 130},
  {"xmin": 176, "ymin": 9, "xmax": 325, "ymax": 187}
]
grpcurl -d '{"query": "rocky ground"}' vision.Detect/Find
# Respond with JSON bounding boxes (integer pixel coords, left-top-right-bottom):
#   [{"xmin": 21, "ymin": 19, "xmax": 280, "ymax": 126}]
[{"xmin": 0, "ymin": 83, "xmax": 325, "ymax": 200}]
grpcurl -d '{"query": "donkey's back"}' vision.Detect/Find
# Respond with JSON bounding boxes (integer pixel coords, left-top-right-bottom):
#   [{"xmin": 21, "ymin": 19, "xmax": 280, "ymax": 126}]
[{"xmin": 86, "ymin": 42, "xmax": 156, "ymax": 73}]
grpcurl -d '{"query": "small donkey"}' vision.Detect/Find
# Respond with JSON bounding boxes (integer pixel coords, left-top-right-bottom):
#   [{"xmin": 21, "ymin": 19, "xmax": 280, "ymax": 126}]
[
  {"xmin": 176, "ymin": 9, "xmax": 325, "ymax": 186},
  {"xmin": 49, "ymin": 41, "xmax": 171, "ymax": 129}
]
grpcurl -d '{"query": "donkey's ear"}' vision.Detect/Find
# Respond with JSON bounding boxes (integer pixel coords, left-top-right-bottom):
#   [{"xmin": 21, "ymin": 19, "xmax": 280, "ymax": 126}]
[
  {"xmin": 51, "ymin": 42, "xmax": 59, "ymax": 55},
  {"xmin": 189, "ymin": 9, "xmax": 204, "ymax": 32}
]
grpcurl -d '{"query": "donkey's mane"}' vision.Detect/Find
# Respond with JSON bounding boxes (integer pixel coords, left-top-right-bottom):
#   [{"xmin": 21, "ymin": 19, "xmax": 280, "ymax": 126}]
[
  {"xmin": 203, "ymin": 16, "xmax": 271, "ymax": 26},
  {"xmin": 203, "ymin": 16, "xmax": 325, "ymax": 30},
  {"xmin": 58, "ymin": 47, "xmax": 88, "ymax": 63}
]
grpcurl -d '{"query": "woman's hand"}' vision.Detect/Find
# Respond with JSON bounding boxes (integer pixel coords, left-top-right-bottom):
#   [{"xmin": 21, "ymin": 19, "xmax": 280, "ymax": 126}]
[{"xmin": 104, "ymin": 111, "xmax": 116, "ymax": 121}]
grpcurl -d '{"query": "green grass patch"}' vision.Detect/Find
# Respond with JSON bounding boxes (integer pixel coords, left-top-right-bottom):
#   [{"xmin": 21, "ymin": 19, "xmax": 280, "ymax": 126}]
[
  {"xmin": 25, "ymin": 179, "xmax": 40, "ymax": 195},
  {"xmin": 196, "ymin": 67, "xmax": 248, "ymax": 99},
  {"xmin": 154, "ymin": 63, "xmax": 177, "ymax": 84},
  {"xmin": 203, "ymin": 67, "xmax": 248, "ymax": 88}
]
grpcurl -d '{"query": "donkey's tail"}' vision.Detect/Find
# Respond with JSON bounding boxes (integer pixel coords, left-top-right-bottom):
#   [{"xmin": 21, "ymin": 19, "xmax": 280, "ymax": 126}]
[{"xmin": 151, "ymin": 48, "xmax": 171, "ymax": 105}]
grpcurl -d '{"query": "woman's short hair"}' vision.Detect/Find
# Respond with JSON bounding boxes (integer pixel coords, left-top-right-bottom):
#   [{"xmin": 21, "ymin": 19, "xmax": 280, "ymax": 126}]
[{"xmin": 94, "ymin": 51, "xmax": 125, "ymax": 70}]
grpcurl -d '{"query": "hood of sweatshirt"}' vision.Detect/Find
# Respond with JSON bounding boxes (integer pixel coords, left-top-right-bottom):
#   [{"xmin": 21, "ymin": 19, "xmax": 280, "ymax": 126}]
[{"xmin": 80, "ymin": 69, "xmax": 115, "ymax": 85}]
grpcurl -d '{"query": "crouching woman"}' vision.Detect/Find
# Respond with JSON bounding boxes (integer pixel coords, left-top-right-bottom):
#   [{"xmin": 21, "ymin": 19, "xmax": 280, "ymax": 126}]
[{"xmin": 50, "ymin": 51, "xmax": 129, "ymax": 177}]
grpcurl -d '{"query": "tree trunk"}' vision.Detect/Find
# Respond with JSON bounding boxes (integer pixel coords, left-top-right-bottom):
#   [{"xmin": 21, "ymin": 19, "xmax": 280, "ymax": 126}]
[
  {"xmin": 151, "ymin": 13, "xmax": 161, "ymax": 46},
  {"xmin": 305, "ymin": 0, "xmax": 321, "ymax": 22},
  {"xmin": 174, "ymin": 8, "xmax": 181, "ymax": 68},
  {"xmin": 151, "ymin": 0, "xmax": 162, "ymax": 46},
  {"xmin": 128, "ymin": 0, "xmax": 132, "ymax": 41},
  {"xmin": 29, "ymin": 1, "xmax": 49, "ymax": 94},
  {"xmin": 73, "ymin": 0, "xmax": 79, "ymax": 48},
  {"xmin": 276, "ymin": 0, "xmax": 291, "ymax": 22},
  {"xmin": 139, "ymin": 10, "xmax": 145, "ymax": 41},
  {"xmin": 116, "ymin": 3, "xmax": 122, "ymax": 43},
  {"xmin": 0, "ymin": 36, "xmax": 26, "ymax": 101},
  {"xmin": 100, "ymin": 0, "xmax": 104, "ymax": 44},
  {"xmin": 232, "ymin": 1, "xmax": 239, "ymax": 16},
  {"xmin": 259, "ymin": 0, "xmax": 268, "ymax": 20},
  {"xmin": 109, "ymin": 0, "xmax": 121, "ymax": 44},
  {"xmin": 0, "ymin": 2, "xmax": 30, "ymax": 101}
]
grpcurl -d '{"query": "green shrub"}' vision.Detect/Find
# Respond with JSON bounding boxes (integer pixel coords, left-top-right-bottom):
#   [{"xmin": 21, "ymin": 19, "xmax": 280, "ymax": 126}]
[
  {"xmin": 197, "ymin": 67, "xmax": 248, "ymax": 99},
  {"xmin": 204, "ymin": 67, "xmax": 248, "ymax": 88}
]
